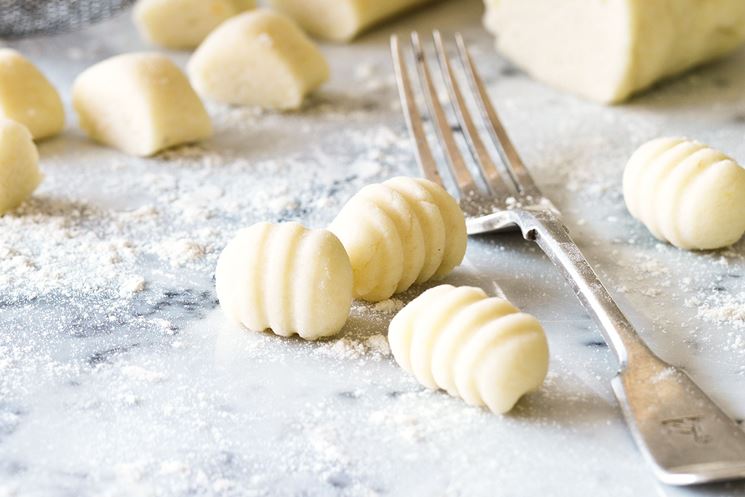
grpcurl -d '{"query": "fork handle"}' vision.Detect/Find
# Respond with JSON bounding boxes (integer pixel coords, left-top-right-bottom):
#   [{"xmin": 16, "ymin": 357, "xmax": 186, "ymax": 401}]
[{"xmin": 511, "ymin": 208, "xmax": 656, "ymax": 368}]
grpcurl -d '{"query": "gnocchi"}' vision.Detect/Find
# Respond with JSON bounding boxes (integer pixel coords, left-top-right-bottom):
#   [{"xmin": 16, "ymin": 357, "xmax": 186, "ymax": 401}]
[
  {"xmin": 72, "ymin": 53, "xmax": 212, "ymax": 157},
  {"xmin": 623, "ymin": 137, "xmax": 745, "ymax": 250},
  {"xmin": 329, "ymin": 176, "xmax": 467, "ymax": 302},
  {"xmin": 268, "ymin": 0, "xmax": 439, "ymax": 42},
  {"xmin": 188, "ymin": 9, "xmax": 329, "ymax": 110},
  {"xmin": 0, "ymin": 119, "xmax": 42, "ymax": 215},
  {"xmin": 133, "ymin": 0, "xmax": 256, "ymax": 49},
  {"xmin": 215, "ymin": 222, "xmax": 353, "ymax": 340},
  {"xmin": 388, "ymin": 285, "xmax": 549, "ymax": 414},
  {"xmin": 0, "ymin": 49, "xmax": 64, "ymax": 140}
]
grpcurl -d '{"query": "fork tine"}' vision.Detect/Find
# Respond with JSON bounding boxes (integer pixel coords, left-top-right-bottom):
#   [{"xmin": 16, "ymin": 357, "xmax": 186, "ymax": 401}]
[
  {"xmin": 390, "ymin": 35, "xmax": 444, "ymax": 186},
  {"xmin": 455, "ymin": 33, "xmax": 542, "ymax": 199},
  {"xmin": 409, "ymin": 32, "xmax": 481, "ymax": 201},
  {"xmin": 431, "ymin": 30, "xmax": 515, "ymax": 201}
]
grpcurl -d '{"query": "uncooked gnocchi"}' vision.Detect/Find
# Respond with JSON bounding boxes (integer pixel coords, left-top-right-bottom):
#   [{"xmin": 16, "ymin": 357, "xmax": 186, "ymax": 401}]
[
  {"xmin": 0, "ymin": 119, "xmax": 42, "ymax": 215},
  {"xmin": 388, "ymin": 285, "xmax": 549, "ymax": 414},
  {"xmin": 623, "ymin": 137, "xmax": 745, "ymax": 250},
  {"xmin": 215, "ymin": 222, "xmax": 353, "ymax": 340},
  {"xmin": 133, "ymin": 0, "xmax": 256, "ymax": 49},
  {"xmin": 268, "ymin": 0, "xmax": 439, "ymax": 42},
  {"xmin": 72, "ymin": 53, "xmax": 212, "ymax": 157},
  {"xmin": 188, "ymin": 9, "xmax": 329, "ymax": 110},
  {"xmin": 0, "ymin": 49, "xmax": 64, "ymax": 140},
  {"xmin": 329, "ymin": 177, "xmax": 467, "ymax": 302}
]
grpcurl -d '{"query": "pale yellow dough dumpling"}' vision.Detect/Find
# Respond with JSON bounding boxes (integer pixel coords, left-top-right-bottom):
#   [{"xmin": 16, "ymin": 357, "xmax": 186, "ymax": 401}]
[
  {"xmin": 133, "ymin": 0, "xmax": 256, "ymax": 49},
  {"xmin": 215, "ymin": 222, "xmax": 353, "ymax": 340},
  {"xmin": 0, "ymin": 120, "xmax": 42, "ymax": 215},
  {"xmin": 268, "ymin": 0, "xmax": 439, "ymax": 42},
  {"xmin": 73, "ymin": 53, "xmax": 212, "ymax": 157},
  {"xmin": 0, "ymin": 49, "xmax": 64, "ymax": 140},
  {"xmin": 623, "ymin": 138, "xmax": 745, "ymax": 250},
  {"xmin": 388, "ymin": 285, "xmax": 549, "ymax": 414},
  {"xmin": 329, "ymin": 177, "xmax": 467, "ymax": 302},
  {"xmin": 188, "ymin": 9, "xmax": 329, "ymax": 110}
]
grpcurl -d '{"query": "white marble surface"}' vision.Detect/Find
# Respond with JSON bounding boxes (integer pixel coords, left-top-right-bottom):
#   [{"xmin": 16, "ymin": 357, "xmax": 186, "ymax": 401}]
[{"xmin": 1, "ymin": 1, "xmax": 745, "ymax": 496}]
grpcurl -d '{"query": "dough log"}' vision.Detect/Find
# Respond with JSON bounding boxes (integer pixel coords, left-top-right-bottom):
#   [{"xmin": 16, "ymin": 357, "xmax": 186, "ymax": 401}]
[
  {"xmin": 484, "ymin": 0, "xmax": 745, "ymax": 103},
  {"xmin": 388, "ymin": 285, "xmax": 549, "ymax": 414},
  {"xmin": 268, "ymin": 0, "xmax": 440, "ymax": 42}
]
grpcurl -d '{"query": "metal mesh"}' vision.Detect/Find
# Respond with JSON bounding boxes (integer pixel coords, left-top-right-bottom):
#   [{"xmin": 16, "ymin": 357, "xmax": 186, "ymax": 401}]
[{"xmin": 0, "ymin": 0, "xmax": 135, "ymax": 39}]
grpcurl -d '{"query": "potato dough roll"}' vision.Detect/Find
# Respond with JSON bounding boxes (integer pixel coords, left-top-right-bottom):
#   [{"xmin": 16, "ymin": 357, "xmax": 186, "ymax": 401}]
[
  {"xmin": 484, "ymin": 0, "xmax": 745, "ymax": 103},
  {"xmin": 329, "ymin": 177, "xmax": 466, "ymax": 302},
  {"xmin": 388, "ymin": 285, "xmax": 549, "ymax": 414},
  {"xmin": 215, "ymin": 222, "xmax": 354, "ymax": 340}
]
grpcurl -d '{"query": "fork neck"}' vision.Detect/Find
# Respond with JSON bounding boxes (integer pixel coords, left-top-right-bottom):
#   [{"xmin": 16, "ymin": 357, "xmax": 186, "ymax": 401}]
[{"xmin": 507, "ymin": 208, "xmax": 656, "ymax": 369}]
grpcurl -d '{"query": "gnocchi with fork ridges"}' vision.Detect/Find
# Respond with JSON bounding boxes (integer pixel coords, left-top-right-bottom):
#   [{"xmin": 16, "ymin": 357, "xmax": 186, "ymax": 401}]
[
  {"xmin": 215, "ymin": 222, "xmax": 353, "ymax": 340},
  {"xmin": 388, "ymin": 285, "xmax": 549, "ymax": 414},
  {"xmin": 329, "ymin": 176, "xmax": 467, "ymax": 302},
  {"xmin": 623, "ymin": 137, "xmax": 745, "ymax": 250}
]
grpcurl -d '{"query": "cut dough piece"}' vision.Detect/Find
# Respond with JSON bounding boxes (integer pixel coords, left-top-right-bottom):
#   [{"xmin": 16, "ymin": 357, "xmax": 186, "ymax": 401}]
[
  {"xmin": 133, "ymin": 0, "xmax": 256, "ymax": 49},
  {"xmin": 0, "ymin": 49, "xmax": 64, "ymax": 140},
  {"xmin": 0, "ymin": 120, "xmax": 42, "ymax": 215},
  {"xmin": 329, "ymin": 176, "xmax": 467, "ymax": 302},
  {"xmin": 72, "ymin": 53, "xmax": 212, "ymax": 157},
  {"xmin": 188, "ymin": 9, "xmax": 329, "ymax": 110},
  {"xmin": 215, "ymin": 222, "xmax": 353, "ymax": 340},
  {"xmin": 623, "ymin": 137, "xmax": 745, "ymax": 250},
  {"xmin": 483, "ymin": 0, "xmax": 745, "ymax": 103},
  {"xmin": 268, "ymin": 0, "xmax": 438, "ymax": 42},
  {"xmin": 388, "ymin": 285, "xmax": 549, "ymax": 414}
]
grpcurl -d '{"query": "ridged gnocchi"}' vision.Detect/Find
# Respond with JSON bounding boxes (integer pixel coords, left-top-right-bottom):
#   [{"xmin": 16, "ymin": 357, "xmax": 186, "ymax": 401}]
[
  {"xmin": 215, "ymin": 222, "xmax": 353, "ymax": 340},
  {"xmin": 388, "ymin": 285, "xmax": 549, "ymax": 414},
  {"xmin": 329, "ymin": 177, "xmax": 467, "ymax": 302},
  {"xmin": 623, "ymin": 138, "xmax": 745, "ymax": 250}
]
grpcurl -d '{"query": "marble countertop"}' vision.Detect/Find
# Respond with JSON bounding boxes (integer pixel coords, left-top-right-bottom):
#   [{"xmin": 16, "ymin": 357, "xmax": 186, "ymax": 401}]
[{"xmin": 1, "ymin": 1, "xmax": 745, "ymax": 496}]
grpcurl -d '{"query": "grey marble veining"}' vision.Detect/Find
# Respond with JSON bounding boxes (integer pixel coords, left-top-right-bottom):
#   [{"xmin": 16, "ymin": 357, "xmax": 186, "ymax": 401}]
[{"xmin": 1, "ymin": 1, "xmax": 745, "ymax": 496}]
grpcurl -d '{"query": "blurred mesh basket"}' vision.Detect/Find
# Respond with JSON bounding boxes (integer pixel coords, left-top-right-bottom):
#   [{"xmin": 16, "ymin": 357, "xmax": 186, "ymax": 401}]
[{"xmin": 0, "ymin": 0, "xmax": 135, "ymax": 39}]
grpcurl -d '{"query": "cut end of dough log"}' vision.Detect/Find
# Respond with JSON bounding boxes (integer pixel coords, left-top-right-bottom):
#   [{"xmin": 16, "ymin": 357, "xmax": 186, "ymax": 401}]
[
  {"xmin": 484, "ymin": 0, "xmax": 745, "ymax": 103},
  {"xmin": 72, "ymin": 52, "xmax": 213, "ymax": 157},
  {"xmin": 0, "ymin": 49, "xmax": 65, "ymax": 140},
  {"xmin": 0, "ymin": 119, "xmax": 42, "ymax": 215},
  {"xmin": 133, "ymin": 0, "xmax": 256, "ymax": 50},
  {"xmin": 188, "ymin": 9, "xmax": 329, "ymax": 110}
]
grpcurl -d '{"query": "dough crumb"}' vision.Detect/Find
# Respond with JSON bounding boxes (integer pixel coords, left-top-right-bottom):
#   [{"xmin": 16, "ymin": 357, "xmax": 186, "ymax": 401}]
[{"xmin": 119, "ymin": 275, "xmax": 146, "ymax": 297}]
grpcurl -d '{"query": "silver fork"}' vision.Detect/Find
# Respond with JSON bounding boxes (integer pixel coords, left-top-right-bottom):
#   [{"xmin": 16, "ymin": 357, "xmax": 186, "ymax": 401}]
[{"xmin": 391, "ymin": 31, "xmax": 745, "ymax": 486}]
